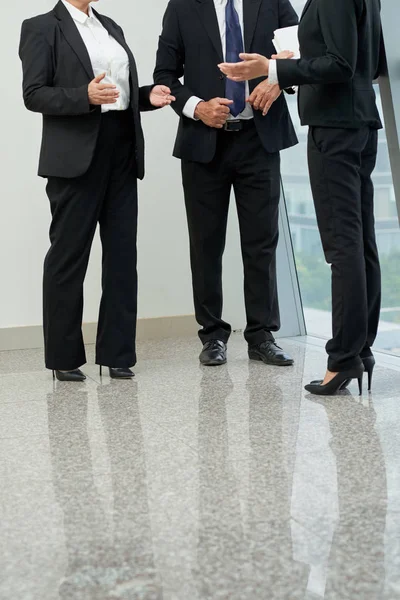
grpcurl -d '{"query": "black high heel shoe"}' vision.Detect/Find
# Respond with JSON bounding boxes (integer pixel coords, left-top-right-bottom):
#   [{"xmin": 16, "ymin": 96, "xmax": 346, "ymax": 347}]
[
  {"xmin": 305, "ymin": 367, "xmax": 364, "ymax": 396},
  {"xmin": 99, "ymin": 366, "xmax": 135, "ymax": 379},
  {"xmin": 310, "ymin": 355, "xmax": 376, "ymax": 392},
  {"xmin": 52, "ymin": 369, "xmax": 86, "ymax": 382}
]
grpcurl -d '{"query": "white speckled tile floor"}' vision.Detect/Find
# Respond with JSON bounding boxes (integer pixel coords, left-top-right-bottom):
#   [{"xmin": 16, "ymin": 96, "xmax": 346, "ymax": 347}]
[{"xmin": 0, "ymin": 333, "xmax": 399, "ymax": 600}]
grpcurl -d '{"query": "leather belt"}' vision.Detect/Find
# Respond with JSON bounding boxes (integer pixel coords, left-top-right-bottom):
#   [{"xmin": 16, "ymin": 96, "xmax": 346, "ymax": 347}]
[{"xmin": 222, "ymin": 119, "xmax": 253, "ymax": 132}]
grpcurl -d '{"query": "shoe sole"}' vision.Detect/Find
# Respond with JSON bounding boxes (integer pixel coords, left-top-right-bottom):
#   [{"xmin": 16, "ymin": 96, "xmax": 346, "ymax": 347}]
[
  {"xmin": 248, "ymin": 352, "xmax": 294, "ymax": 367},
  {"xmin": 200, "ymin": 359, "xmax": 227, "ymax": 367}
]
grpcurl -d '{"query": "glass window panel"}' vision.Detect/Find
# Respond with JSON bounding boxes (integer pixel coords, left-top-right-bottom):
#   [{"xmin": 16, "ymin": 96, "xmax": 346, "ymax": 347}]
[{"xmin": 282, "ymin": 0, "xmax": 400, "ymax": 355}]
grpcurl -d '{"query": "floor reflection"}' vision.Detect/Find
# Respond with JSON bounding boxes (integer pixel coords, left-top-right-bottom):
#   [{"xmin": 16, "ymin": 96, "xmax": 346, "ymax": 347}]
[
  {"xmin": 47, "ymin": 383, "xmax": 162, "ymax": 599},
  {"xmin": 313, "ymin": 396, "xmax": 387, "ymax": 599}
]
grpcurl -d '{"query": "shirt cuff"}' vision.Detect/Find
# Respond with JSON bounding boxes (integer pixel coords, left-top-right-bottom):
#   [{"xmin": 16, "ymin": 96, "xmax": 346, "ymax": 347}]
[
  {"xmin": 268, "ymin": 60, "xmax": 279, "ymax": 86},
  {"xmin": 183, "ymin": 96, "xmax": 204, "ymax": 120}
]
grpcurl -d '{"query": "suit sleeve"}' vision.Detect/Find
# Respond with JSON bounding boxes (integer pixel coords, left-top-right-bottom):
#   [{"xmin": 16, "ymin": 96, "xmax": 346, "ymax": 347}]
[
  {"xmin": 153, "ymin": 1, "xmax": 196, "ymax": 117},
  {"xmin": 277, "ymin": 0, "xmax": 299, "ymax": 93},
  {"xmin": 276, "ymin": 0, "xmax": 362, "ymax": 88},
  {"xmin": 19, "ymin": 20, "xmax": 90, "ymax": 116}
]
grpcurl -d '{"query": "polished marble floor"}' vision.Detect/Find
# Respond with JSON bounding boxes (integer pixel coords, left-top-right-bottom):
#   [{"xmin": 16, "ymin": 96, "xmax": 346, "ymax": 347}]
[{"xmin": 1, "ymin": 334, "xmax": 400, "ymax": 600}]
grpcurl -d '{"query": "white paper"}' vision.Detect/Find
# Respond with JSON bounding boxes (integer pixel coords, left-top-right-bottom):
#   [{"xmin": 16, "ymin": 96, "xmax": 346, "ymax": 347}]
[{"xmin": 272, "ymin": 25, "xmax": 300, "ymax": 59}]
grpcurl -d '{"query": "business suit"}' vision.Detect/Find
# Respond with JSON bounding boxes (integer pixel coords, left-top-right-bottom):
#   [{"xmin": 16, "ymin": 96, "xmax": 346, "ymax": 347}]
[
  {"xmin": 154, "ymin": 0, "xmax": 298, "ymax": 350},
  {"xmin": 275, "ymin": 0, "xmax": 384, "ymax": 373},
  {"xmin": 19, "ymin": 1, "xmax": 154, "ymax": 371}
]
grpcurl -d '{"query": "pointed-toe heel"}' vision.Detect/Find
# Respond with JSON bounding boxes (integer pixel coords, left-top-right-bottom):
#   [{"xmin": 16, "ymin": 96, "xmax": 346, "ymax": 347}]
[
  {"xmin": 53, "ymin": 369, "xmax": 86, "ymax": 382},
  {"xmin": 99, "ymin": 366, "xmax": 135, "ymax": 379}
]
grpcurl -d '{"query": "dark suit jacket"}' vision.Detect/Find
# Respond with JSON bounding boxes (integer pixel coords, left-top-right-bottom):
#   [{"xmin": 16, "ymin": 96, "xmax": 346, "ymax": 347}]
[
  {"xmin": 154, "ymin": 0, "xmax": 299, "ymax": 163},
  {"xmin": 277, "ymin": 0, "xmax": 383, "ymax": 129},
  {"xmin": 19, "ymin": 1, "xmax": 154, "ymax": 179}
]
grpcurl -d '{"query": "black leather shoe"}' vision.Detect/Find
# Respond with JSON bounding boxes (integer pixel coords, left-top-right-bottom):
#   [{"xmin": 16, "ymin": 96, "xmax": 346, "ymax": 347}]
[
  {"xmin": 100, "ymin": 366, "xmax": 135, "ymax": 379},
  {"xmin": 200, "ymin": 340, "xmax": 227, "ymax": 366},
  {"xmin": 248, "ymin": 341, "xmax": 294, "ymax": 367},
  {"xmin": 53, "ymin": 369, "xmax": 86, "ymax": 382}
]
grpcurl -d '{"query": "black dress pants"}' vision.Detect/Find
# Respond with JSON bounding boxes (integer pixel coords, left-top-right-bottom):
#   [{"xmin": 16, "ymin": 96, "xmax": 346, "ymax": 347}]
[
  {"xmin": 44, "ymin": 110, "xmax": 138, "ymax": 370},
  {"xmin": 182, "ymin": 121, "xmax": 281, "ymax": 346},
  {"xmin": 307, "ymin": 126, "xmax": 381, "ymax": 372}
]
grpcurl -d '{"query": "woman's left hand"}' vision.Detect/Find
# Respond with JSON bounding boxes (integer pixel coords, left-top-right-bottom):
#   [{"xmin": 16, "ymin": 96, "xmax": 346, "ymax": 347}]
[
  {"xmin": 150, "ymin": 85, "xmax": 176, "ymax": 108},
  {"xmin": 218, "ymin": 53, "xmax": 269, "ymax": 82}
]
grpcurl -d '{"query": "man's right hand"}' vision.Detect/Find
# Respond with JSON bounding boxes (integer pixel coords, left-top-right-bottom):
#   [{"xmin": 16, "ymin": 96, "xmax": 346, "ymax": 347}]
[
  {"xmin": 194, "ymin": 97, "xmax": 233, "ymax": 128},
  {"xmin": 88, "ymin": 73, "xmax": 120, "ymax": 106}
]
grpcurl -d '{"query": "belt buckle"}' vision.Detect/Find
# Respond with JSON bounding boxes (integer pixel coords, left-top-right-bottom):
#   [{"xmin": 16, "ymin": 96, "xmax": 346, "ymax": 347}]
[{"xmin": 224, "ymin": 120, "xmax": 241, "ymax": 132}]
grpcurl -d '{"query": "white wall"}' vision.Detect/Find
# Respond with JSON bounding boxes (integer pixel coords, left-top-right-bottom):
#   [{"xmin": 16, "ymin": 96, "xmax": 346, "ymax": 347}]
[{"xmin": 0, "ymin": 0, "xmax": 303, "ymax": 338}]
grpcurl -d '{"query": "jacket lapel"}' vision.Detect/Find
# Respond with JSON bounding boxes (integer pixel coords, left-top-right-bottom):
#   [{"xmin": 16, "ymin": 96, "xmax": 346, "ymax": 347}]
[
  {"xmin": 53, "ymin": 1, "xmax": 94, "ymax": 80},
  {"xmin": 195, "ymin": 0, "xmax": 224, "ymax": 62},
  {"xmin": 243, "ymin": 0, "xmax": 262, "ymax": 52}
]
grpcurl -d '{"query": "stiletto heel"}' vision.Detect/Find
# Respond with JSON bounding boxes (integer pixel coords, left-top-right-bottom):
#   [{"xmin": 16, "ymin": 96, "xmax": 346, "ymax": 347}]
[
  {"xmin": 52, "ymin": 370, "xmax": 55, "ymax": 380},
  {"xmin": 99, "ymin": 365, "xmax": 103, "ymax": 377},
  {"xmin": 362, "ymin": 356, "xmax": 375, "ymax": 392},
  {"xmin": 358, "ymin": 374, "xmax": 363, "ymax": 396}
]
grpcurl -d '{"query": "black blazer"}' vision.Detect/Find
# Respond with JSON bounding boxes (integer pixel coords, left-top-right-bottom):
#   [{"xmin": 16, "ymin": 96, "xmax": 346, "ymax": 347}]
[
  {"xmin": 277, "ymin": 0, "xmax": 383, "ymax": 129},
  {"xmin": 19, "ymin": 1, "xmax": 154, "ymax": 179},
  {"xmin": 154, "ymin": 0, "xmax": 299, "ymax": 164}
]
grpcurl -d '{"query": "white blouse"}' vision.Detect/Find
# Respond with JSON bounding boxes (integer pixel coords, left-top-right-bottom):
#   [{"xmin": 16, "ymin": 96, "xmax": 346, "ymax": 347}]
[{"xmin": 62, "ymin": 0, "xmax": 130, "ymax": 112}]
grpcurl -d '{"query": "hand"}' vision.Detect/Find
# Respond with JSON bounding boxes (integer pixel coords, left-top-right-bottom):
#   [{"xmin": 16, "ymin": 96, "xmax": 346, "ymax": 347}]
[
  {"xmin": 88, "ymin": 73, "xmax": 119, "ymax": 105},
  {"xmin": 247, "ymin": 81, "xmax": 282, "ymax": 116},
  {"xmin": 218, "ymin": 53, "xmax": 269, "ymax": 82},
  {"xmin": 194, "ymin": 97, "xmax": 233, "ymax": 128},
  {"xmin": 150, "ymin": 85, "xmax": 176, "ymax": 107},
  {"xmin": 271, "ymin": 50, "xmax": 295, "ymax": 60}
]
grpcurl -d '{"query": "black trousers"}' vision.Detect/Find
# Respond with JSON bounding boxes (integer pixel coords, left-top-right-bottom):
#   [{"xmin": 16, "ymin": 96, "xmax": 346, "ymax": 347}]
[
  {"xmin": 44, "ymin": 110, "xmax": 138, "ymax": 370},
  {"xmin": 182, "ymin": 121, "xmax": 281, "ymax": 346},
  {"xmin": 308, "ymin": 126, "xmax": 381, "ymax": 372}
]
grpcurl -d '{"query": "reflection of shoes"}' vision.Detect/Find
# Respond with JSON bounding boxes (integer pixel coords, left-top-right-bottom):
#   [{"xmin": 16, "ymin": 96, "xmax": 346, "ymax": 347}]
[
  {"xmin": 52, "ymin": 369, "xmax": 86, "ymax": 382},
  {"xmin": 305, "ymin": 367, "xmax": 364, "ymax": 396},
  {"xmin": 99, "ymin": 366, "xmax": 135, "ymax": 379},
  {"xmin": 248, "ymin": 341, "xmax": 294, "ymax": 366},
  {"xmin": 199, "ymin": 340, "xmax": 227, "ymax": 366}
]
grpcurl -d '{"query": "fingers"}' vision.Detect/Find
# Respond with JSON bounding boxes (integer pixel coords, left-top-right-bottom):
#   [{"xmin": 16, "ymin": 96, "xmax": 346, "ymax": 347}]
[
  {"xmin": 238, "ymin": 53, "xmax": 258, "ymax": 61},
  {"xmin": 271, "ymin": 51, "xmax": 294, "ymax": 60},
  {"xmin": 93, "ymin": 72, "xmax": 106, "ymax": 83},
  {"xmin": 216, "ymin": 98, "xmax": 234, "ymax": 106},
  {"xmin": 97, "ymin": 83, "xmax": 117, "ymax": 90}
]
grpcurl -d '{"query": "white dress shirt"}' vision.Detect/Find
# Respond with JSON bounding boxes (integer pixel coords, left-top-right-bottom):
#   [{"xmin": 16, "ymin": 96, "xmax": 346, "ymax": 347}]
[
  {"xmin": 62, "ymin": 0, "xmax": 130, "ymax": 112},
  {"xmin": 183, "ymin": 0, "xmax": 253, "ymax": 121}
]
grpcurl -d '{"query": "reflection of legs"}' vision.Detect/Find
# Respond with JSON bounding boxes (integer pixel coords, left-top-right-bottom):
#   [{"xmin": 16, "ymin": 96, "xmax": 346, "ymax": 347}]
[
  {"xmin": 319, "ymin": 398, "xmax": 387, "ymax": 599},
  {"xmin": 247, "ymin": 368, "xmax": 310, "ymax": 594},
  {"xmin": 196, "ymin": 370, "xmax": 245, "ymax": 598},
  {"xmin": 359, "ymin": 130, "xmax": 381, "ymax": 355},
  {"xmin": 97, "ymin": 383, "xmax": 160, "ymax": 593},
  {"xmin": 47, "ymin": 390, "xmax": 107, "ymax": 599},
  {"xmin": 233, "ymin": 133, "xmax": 281, "ymax": 346},
  {"xmin": 308, "ymin": 127, "xmax": 369, "ymax": 372},
  {"xmin": 182, "ymin": 155, "xmax": 232, "ymax": 344}
]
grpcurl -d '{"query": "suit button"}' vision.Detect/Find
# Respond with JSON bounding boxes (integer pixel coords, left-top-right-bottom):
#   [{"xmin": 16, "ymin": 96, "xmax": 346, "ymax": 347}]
[{"xmin": 219, "ymin": 74, "xmax": 225, "ymax": 80}]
